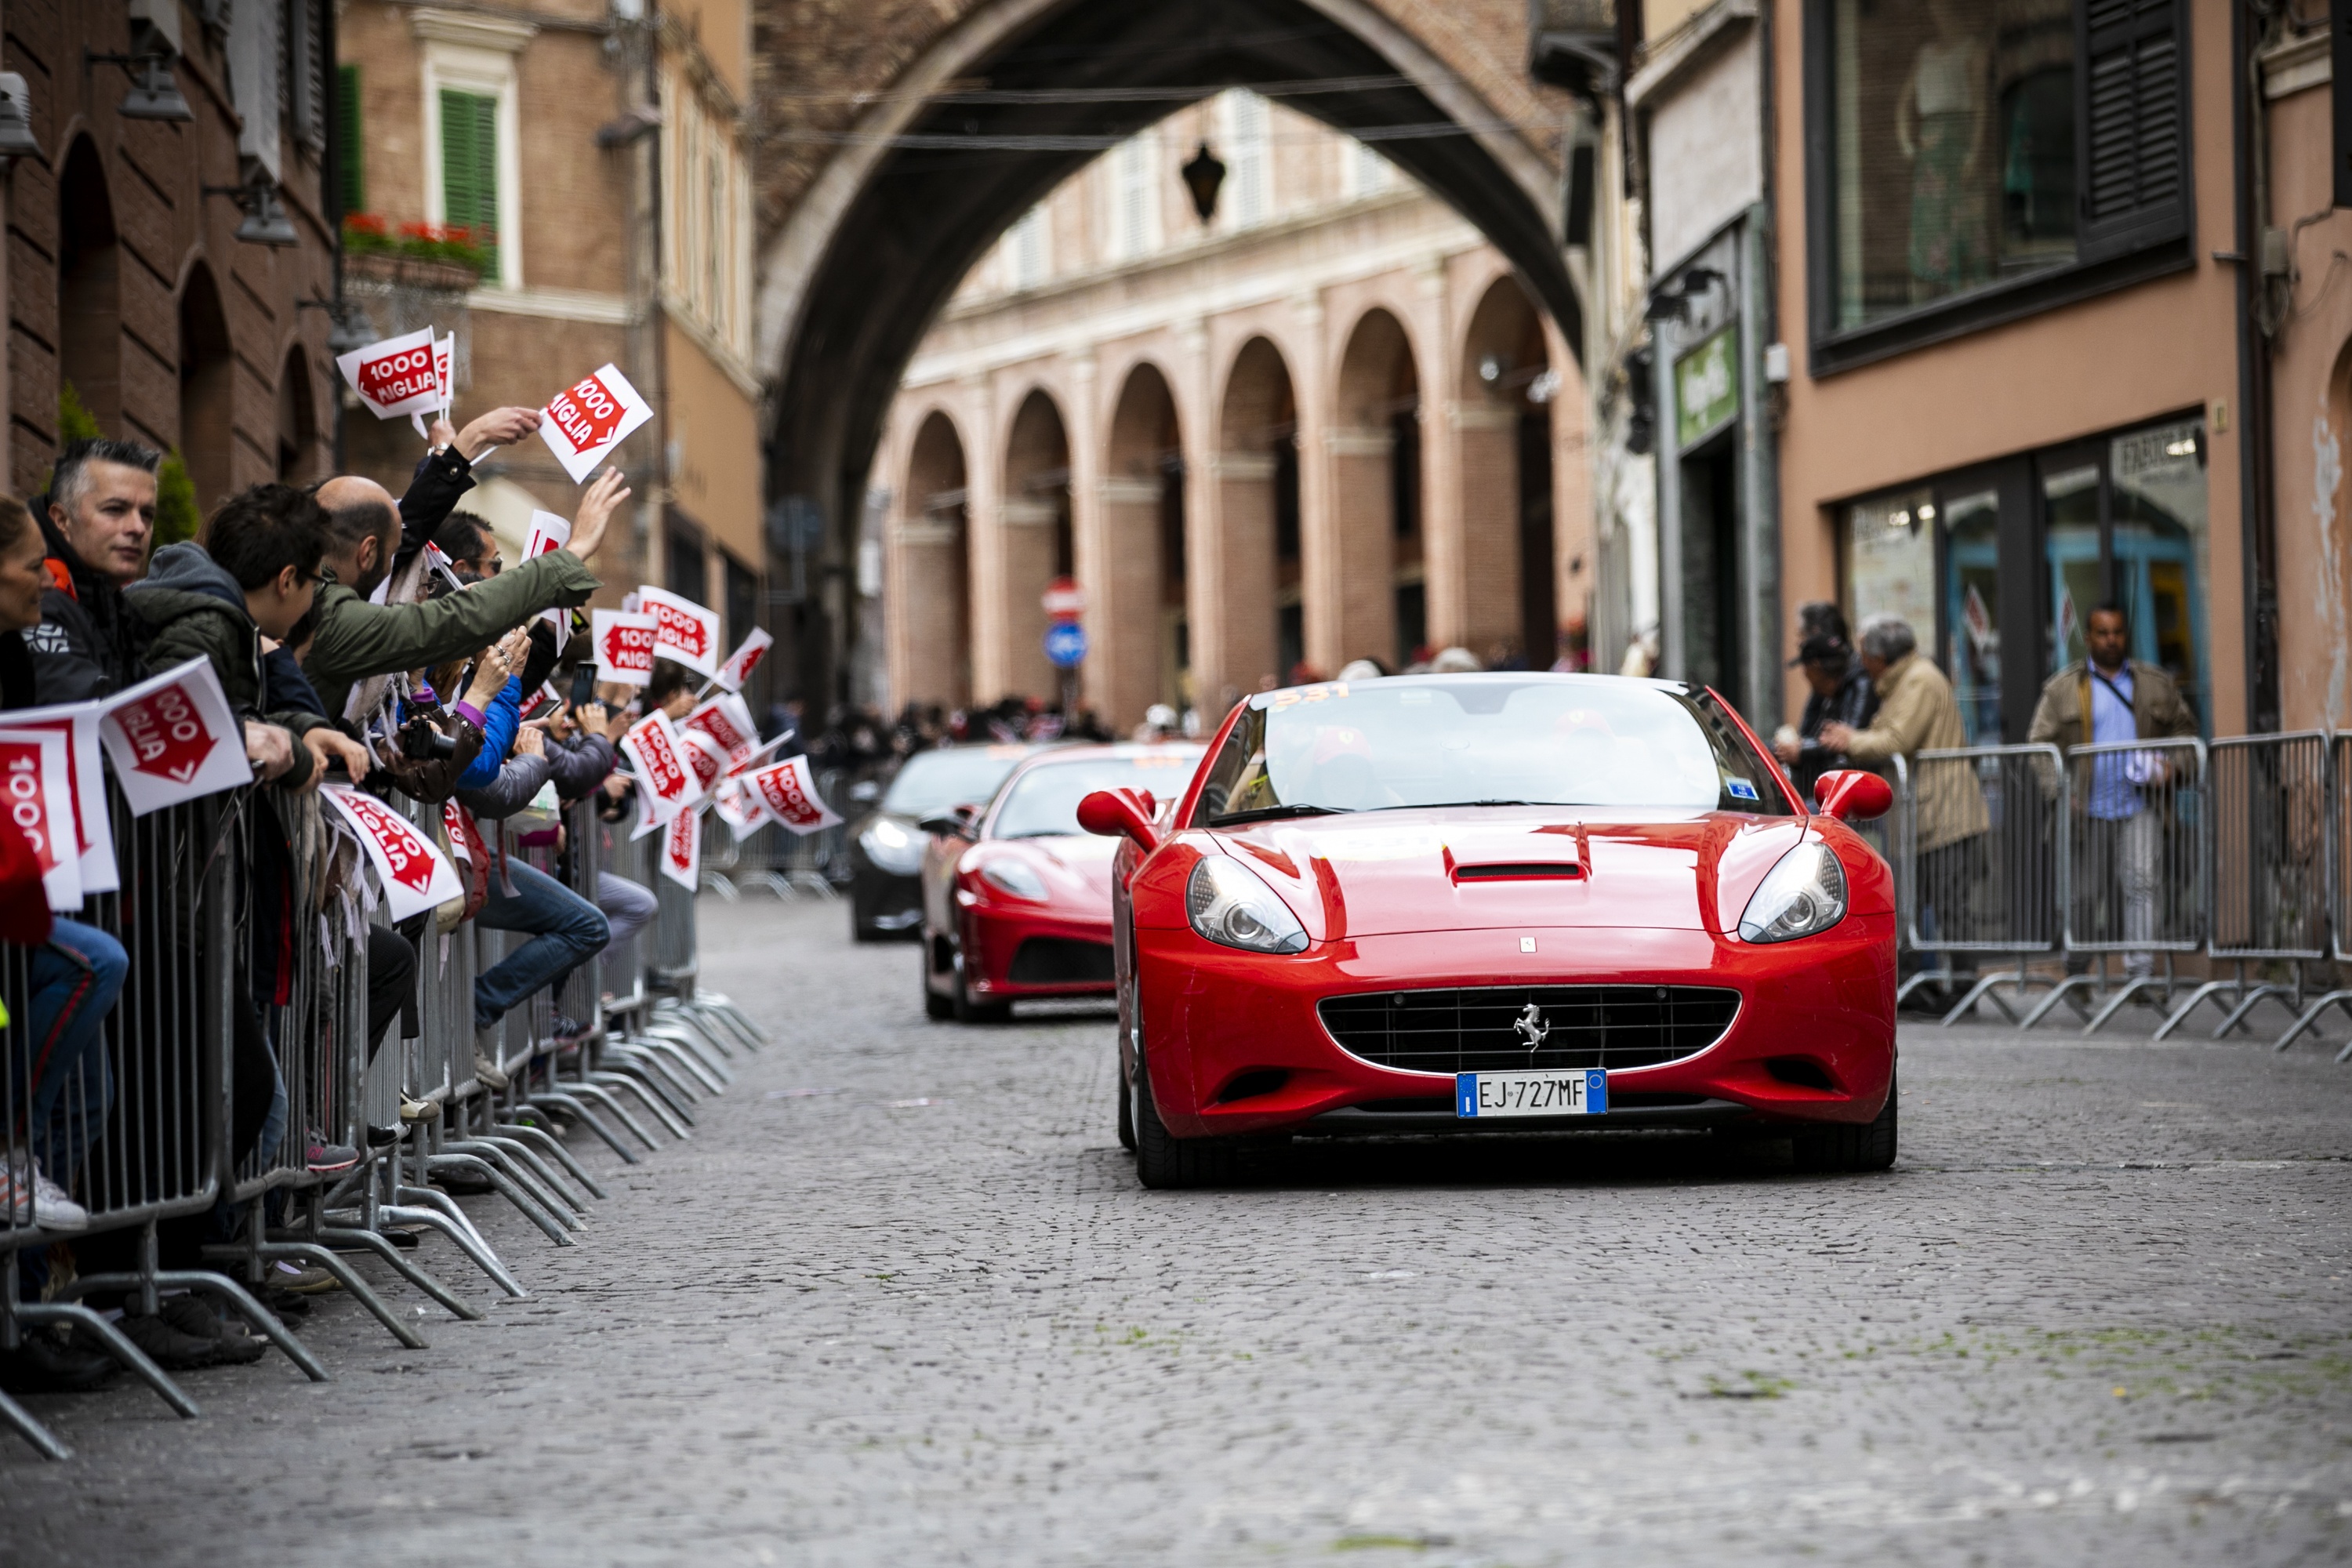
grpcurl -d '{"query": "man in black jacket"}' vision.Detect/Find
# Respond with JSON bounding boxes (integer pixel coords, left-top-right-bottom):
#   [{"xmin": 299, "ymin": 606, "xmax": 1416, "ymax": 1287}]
[
  {"xmin": 27, "ymin": 437, "xmax": 159, "ymax": 703},
  {"xmin": 1773, "ymin": 634, "xmax": 1878, "ymax": 804}
]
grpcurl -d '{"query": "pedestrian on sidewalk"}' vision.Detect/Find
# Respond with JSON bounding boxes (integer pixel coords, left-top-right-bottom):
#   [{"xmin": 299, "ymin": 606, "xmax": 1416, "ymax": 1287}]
[{"xmin": 2028, "ymin": 601, "xmax": 2198, "ymax": 984}]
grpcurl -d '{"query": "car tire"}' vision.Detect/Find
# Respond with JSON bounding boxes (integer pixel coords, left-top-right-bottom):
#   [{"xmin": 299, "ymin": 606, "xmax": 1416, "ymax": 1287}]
[
  {"xmin": 1116, "ymin": 1046, "xmax": 1137, "ymax": 1152},
  {"xmin": 1131, "ymin": 1044, "xmax": 1235, "ymax": 1189},
  {"xmin": 951, "ymin": 954, "xmax": 1011, "ymax": 1025},
  {"xmin": 1791, "ymin": 1067, "xmax": 1897, "ymax": 1174},
  {"xmin": 922, "ymin": 942, "xmax": 953, "ymax": 1021}
]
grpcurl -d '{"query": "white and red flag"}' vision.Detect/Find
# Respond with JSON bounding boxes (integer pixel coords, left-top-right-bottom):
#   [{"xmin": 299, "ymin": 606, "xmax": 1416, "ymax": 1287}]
[
  {"xmin": 744, "ymin": 755, "xmax": 840, "ymax": 836},
  {"xmin": 524, "ymin": 510, "xmax": 573, "ymax": 651},
  {"xmin": 321, "ymin": 786, "xmax": 462, "ymax": 922},
  {"xmin": 711, "ymin": 775, "xmax": 767, "ymax": 839},
  {"xmin": 96, "ymin": 659, "xmax": 252, "ymax": 816},
  {"xmin": 335, "ymin": 327, "xmax": 444, "ymax": 421},
  {"xmin": 710, "ymin": 628, "xmax": 773, "ymax": 694},
  {"xmin": 659, "ymin": 807, "xmax": 700, "ymax": 891},
  {"xmin": 539, "ymin": 363, "xmax": 654, "ymax": 483},
  {"xmin": 593, "ymin": 609, "xmax": 658, "ymax": 686},
  {"xmin": 619, "ymin": 711, "xmax": 702, "ymax": 825},
  {"xmin": 0, "ymin": 729, "xmax": 82, "ymax": 911},
  {"xmin": 678, "ymin": 728, "xmax": 727, "ymax": 795},
  {"xmin": 683, "ymin": 693, "xmax": 759, "ymax": 768},
  {"xmin": 637, "ymin": 587, "xmax": 721, "ymax": 677},
  {"xmin": 1, "ymin": 702, "xmax": 117, "ymax": 895}
]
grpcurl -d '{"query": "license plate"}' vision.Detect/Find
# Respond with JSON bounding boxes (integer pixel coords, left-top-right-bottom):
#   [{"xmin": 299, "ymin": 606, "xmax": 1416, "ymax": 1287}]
[{"xmin": 1455, "ymin": 1069, "xmax": 1608, "ymax": 1119}]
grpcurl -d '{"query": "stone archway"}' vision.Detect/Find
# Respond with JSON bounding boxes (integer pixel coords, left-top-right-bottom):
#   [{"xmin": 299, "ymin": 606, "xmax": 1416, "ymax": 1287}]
[
  {"xmin": 1329, "ymin": 307, "xmax": 1418, "ymax": 672},
  {"xmin": 1207, "ymin": 336, "xmax": 1296, "ymax": 703},
  {"xmin": 1454, "ymin": 273, "xmax": 1554, "ymax": 669},
  {"xmin": 178, "ymin": 265, "xmax": 234, "ymax": 519},
  {"xmin": 1098, "ymin": 361, "xmax": 1182, "ymax": 727},
  {"xmin": 277, "ymin": 344, "xmax": 322, "ymax": 482},
  {"xmin": 752, "ymin": 0, "xmax": 1584, "ymax": 704},
  {"xmin": 895, "ymin": 409, "xmax": 974, "ymax": 708},
  {"xmin": 58, "ymin": 137, "xmax": 122, "ymax": 443},
  {"xmin": 996, "ymin": 389, "xmax": 1073, "ymax": 703}
]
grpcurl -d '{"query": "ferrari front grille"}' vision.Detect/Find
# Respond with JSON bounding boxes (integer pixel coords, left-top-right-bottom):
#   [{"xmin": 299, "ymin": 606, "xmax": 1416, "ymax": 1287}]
[{"xmin": 1317, "ymin": 985, "xmax": 1740, "ymax": 1076}]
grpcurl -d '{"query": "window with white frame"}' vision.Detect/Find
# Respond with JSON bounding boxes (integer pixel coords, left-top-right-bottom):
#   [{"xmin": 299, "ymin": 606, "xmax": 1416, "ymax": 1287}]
[
  {"xmin": 1006, "ymin": 205, "xmax": 1048, "ymax": 289},
  {"xmin": 662, "ymin": 74, "xmax": 753, "ymax": 362},
  {"xmin": 1340, "ymin": 138, "xmax": 1393, "ymax": 201},
  {"xmin": 1108, "ymin": 131, "xmax": 1160, "ymax": 260},
  {"xmin": 1221, "ymin": 91, "xmax": 1270, "ymax": 229},
  {"xmin": 420, "ymin": 35, "xmax": 523, "ymax": 288}
]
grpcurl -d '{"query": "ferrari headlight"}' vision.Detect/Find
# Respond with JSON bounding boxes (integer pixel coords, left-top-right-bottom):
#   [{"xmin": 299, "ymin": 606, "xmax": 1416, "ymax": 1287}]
[
  {"xmin": 860, "ymin": 818, "xmax": 924, "ymax": 874},
  {"xmin": 1185, "ymin": 855, "xmax": 1308, "ymax": 954},
  {"xmin": 1738, "ymin": 841, "xmax": 1849, "ymax": 944},
  {"xmin": 979, "ymin": 858, "xmax": 1048, "ymax": 901}
]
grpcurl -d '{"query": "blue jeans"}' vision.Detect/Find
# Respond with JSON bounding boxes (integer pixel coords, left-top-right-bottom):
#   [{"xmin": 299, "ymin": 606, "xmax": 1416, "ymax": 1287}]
[
  {"xmin": 19, "ymin": 918, "xmax": 127, "ymax": 1178},
  {"xmin": 473, "ymin": 860, "xmax": 608, "ymax": 1032}
]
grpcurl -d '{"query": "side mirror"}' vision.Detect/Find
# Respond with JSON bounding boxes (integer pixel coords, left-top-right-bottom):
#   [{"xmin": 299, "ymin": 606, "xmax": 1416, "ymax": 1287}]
[
  {"xmin": 919, "ymin": 803, "xmax": 979, "ymax": 839},
  {"xmin": 1077, "ymin": 789, "xmax": 1162, "ymax": 854},
  {"xmin": 1814, "ymin": 769, "xmax": 1893, "ymax": 822}
]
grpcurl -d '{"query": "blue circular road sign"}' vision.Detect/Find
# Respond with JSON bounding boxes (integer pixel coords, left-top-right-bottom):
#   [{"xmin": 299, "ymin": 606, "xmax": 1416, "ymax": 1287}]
[{"xmin": 1044, "ymin": 620, "xmax": 1089, "ymax": 669}]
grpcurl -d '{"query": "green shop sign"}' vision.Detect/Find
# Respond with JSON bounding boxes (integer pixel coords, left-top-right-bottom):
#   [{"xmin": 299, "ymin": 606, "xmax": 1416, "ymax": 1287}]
[{"xmin": 1673, "ymin": 325, "xmax": 1739, "ymax": 449}]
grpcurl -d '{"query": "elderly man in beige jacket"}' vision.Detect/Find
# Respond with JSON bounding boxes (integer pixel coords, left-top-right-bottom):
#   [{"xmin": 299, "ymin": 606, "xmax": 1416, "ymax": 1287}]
[{"xmin": 1821, "ymin": 614, "xmax": 1989, "ymax": 1001}]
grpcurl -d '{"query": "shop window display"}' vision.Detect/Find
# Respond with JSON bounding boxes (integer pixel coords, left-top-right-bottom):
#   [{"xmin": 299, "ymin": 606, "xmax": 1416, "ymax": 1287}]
[{"xmin": 1831, "ymin": 0, "xmax": 2078, "ymax": 329}]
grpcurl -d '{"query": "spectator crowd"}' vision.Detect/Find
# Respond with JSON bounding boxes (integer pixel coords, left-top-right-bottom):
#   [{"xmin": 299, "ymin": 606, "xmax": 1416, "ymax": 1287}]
[{"xmin": 1, "ymin": 408, "xmax": 706, "ymax": 1391}]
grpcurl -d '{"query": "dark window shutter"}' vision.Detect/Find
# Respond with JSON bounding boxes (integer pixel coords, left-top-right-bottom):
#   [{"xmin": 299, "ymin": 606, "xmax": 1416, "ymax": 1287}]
[
  {"xmin": 2076, "ymin": 0, "xmax": 2188, "ymax": 260},
  {"xmin": 338, "ymin": 64, "xmax": 364, "ymax": 212},
  {"xmin": 439, "ymin": 89, "xmax": 499, "ymax": 275}
]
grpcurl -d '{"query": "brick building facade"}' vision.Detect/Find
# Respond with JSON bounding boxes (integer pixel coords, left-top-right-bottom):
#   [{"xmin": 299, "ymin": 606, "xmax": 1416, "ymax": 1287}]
[{"xmin": 5, "ymin": 0, "xmax": 338, "ymax": 506}]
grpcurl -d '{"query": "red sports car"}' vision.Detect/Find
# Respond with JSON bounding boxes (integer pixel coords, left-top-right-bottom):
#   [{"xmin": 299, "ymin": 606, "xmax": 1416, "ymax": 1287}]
[
  {"xmin": 1079, "ymin": 673, "xmax": 1899, "ymax": 1188},
  {"xmin": 920, "ymin": 742, "xmax": 1204, "ymax": 1022}
]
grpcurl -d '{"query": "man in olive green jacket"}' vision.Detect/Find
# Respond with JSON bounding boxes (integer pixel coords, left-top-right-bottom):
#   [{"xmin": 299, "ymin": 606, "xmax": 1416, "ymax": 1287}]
[
  {"xmin": 1820, "ymin": 614, "xmax": 1989, "ymax": 996},
  {"xmin": 303, "ymin": 466, "xmax": 628, "ymax": 721},
  {"xmin": 2027, "ymin": 602, "xmax": 2198, "ymax": 981}
]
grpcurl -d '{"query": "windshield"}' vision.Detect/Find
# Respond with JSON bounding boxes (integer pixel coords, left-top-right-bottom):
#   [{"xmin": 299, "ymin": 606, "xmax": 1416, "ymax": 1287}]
[
  {"xmin": 992, "ymin": 752, "xmax": 1201, "ymax": 839},
  {"xmin": 1192, "ymin": 677, "xmax": 1791, "ymax": 824},
  {"xmin": 880, "ymin": 746, "xmax": 1029, "ymax": 818}
]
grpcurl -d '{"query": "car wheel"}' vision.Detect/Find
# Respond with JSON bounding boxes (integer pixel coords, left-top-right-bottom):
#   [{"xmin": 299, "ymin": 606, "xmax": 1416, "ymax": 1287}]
[
  {"xmin": 1131, "ymin": 1040, "xmax": 1235, "ymax": 1189},
  {"xmin": 921, "ymin": 941, "xmax": 953, "ymax": 1021},
  {"xmin": 951, "ymin": 953, "xmax": 1011, "ymax": 1025},
  {"xmin": 1791, "ymin": 1067, "xmax": 1898, "ymax": 1174}
]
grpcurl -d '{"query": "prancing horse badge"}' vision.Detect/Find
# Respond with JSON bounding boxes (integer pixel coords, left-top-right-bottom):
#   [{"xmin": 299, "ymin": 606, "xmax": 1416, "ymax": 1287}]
[{"xmin": 1513, "ymin": 1001, "xmax": 1550, "ymax": 1054}]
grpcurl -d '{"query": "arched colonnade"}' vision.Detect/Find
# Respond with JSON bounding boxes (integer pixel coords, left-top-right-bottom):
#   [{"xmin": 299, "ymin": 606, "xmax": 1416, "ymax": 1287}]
[{"xmin": 879, "ymin": 262, "xmax": 1585, "ymax": 728}]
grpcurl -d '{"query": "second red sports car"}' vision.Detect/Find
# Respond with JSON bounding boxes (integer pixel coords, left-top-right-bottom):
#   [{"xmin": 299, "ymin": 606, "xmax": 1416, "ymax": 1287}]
[
  {"xmin": 920, "ymin": 742, "xmax": 1203, "ymax": 1022},
  {"xmin": 1080, "ymin": 673, "xmax": 1900, "ymax": 1187}
]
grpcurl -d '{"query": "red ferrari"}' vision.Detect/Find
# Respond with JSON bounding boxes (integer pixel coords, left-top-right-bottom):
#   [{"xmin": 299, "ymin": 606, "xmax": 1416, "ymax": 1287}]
[
  {"xmin": 1079, "ymin": 673, "xmax": 1899, "ymax": 1188},
  {"xmin": 920, "ymin": 742, "xmax": 1203, "ymax": 1022}
]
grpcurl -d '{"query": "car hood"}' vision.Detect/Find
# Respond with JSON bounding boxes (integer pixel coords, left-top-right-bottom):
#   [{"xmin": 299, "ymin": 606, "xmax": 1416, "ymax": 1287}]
[
  {"xmin": 968, "ymin": 832, "xmax": 1123, "ymax": 913},
  {"xmin": 1205, "ymin": 806, "xmax": 1807, "ymax": 940}
]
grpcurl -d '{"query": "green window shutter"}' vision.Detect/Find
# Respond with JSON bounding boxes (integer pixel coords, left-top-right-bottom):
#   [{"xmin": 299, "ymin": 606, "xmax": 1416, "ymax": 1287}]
[
  {"xmin": 336, "ymin": 64, "xmax": 364, "ymax": 213},
  {"xmin": 439, "ymin": 88, "xmax": 500, "ymax": 276}
]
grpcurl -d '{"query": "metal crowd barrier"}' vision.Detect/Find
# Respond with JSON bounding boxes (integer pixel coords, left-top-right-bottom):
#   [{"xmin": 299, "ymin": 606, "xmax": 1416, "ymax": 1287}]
[
  {"xmin": 2276, "ymin": 734, "xmax": 2352, "ymax": 1057},
  {"xmin": 1896, "ymin": 746, "xmax": 2066, "ymax": 1025},
  {"xmin": 2158, "ymin": 733, "xmax": 2328, "ymax": 1040},
  {"xmin": 704, "ymin": 765, "xmax": 849, "ymax": 900},
  {"xmin": 0, "ymin": 750, "xmax": 749, "ymax": 1461}
]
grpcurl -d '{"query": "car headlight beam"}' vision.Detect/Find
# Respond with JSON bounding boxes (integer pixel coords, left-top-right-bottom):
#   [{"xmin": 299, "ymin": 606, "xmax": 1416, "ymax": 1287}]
[
  {"xmin": 1737, "ymin": 841, "xmax": 1849, "ymax": 944},
  {"xmin": 1185, "ymin": 855, "xmax": 1309, "ymax": 954},
  {"xmin": 859, "ymin": 818, "xmax": 924, "ymax": 874}
]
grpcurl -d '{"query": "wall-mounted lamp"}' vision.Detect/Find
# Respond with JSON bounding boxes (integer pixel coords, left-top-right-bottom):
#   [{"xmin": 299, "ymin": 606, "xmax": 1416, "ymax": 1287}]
[
  {"xmin": 206, "ymin": 170, "xmax": 299, "ymax": 246},
  {"xmin": 299, "ymin": 296, "xmax": 379, "ymax": 354},
  {"xmin": 0, "ymin": 74, "xmax": 42, "ymax": 160},
  {"xmin": 86, "ymin": 38, "xmax": 194, "ymax": 122}
]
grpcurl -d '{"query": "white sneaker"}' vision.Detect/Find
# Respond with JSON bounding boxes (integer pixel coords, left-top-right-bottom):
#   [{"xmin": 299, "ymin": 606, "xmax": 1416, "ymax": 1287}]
[
  {"xmin": 29, "ymin": 1163, "xmax": 86, "ymax": 1231},
  {"xmin": 473, "ymin": 1054, "xmax": 511, "ymax": 1091}
]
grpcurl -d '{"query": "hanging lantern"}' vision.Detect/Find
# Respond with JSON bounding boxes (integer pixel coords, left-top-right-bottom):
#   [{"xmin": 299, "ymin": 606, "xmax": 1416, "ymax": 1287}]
[{"xmin": 1181, "ymin": 142, "xmax": 1226, "ymax": 224}]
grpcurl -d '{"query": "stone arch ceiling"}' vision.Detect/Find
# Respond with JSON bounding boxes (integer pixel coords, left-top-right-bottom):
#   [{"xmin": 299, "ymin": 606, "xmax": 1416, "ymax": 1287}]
[{"xmin": 752, "ymin": 0, "xmax": 1578, "ymax": 520}]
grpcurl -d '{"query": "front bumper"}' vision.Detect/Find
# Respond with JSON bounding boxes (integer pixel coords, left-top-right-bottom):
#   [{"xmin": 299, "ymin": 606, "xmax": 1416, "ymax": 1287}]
[
  {"xmin": 964, "ymin": 901, "xmax": 1116, "ymax": 999},
  {"xmin": 1134, "ymin": 917, "xmax": 1896, "ymax": 1139}
]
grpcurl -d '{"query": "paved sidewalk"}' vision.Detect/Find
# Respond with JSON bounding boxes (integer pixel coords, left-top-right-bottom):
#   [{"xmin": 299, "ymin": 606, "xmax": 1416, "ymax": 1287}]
[{"xmin": 2, "ymin": 898, "xmax": 2349, "ymax": 1566}]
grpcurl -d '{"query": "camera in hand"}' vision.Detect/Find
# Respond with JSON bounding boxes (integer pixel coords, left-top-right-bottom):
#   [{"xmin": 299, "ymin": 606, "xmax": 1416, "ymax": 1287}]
[{"xmin": 398, "ymin": 716, "xmax": 459, "ymax": 760}]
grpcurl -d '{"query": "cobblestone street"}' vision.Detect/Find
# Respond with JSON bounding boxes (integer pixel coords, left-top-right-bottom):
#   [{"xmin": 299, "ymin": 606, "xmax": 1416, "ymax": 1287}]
[{"xmin": 4, "ymin": 897, "xmax": 2349, "ymax": 1566}]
